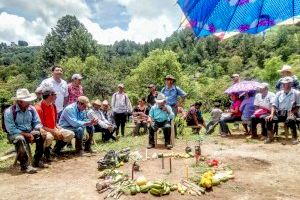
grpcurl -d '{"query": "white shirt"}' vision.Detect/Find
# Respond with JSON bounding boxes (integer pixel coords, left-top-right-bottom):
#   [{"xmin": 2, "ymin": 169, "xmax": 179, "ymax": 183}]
[
  {"xmin": 40, "ymin": 77, "xmax": 68, "ymax": 112},
  {"xmin": 111, "ymin": 92, "xmax": 132, "ymax": 113},
  {"xmin": 87, "ymin": 109, "xmax": 110, "ymax": 129},
  {"xmin": 254, "ymin": 91, "xmax": 275, "ymax": 110}
]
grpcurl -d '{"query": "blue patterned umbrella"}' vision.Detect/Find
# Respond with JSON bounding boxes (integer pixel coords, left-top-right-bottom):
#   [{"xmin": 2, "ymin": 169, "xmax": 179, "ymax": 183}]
[{"xmin": 177, "ymin": 0, "xmax": 300, "ymax": 37}]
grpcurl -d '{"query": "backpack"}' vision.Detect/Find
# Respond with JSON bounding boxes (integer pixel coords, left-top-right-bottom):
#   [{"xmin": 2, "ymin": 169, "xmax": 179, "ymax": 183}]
[{"xmin": 1, "ymin": 104, "xmax": 35, "ymax": 134}]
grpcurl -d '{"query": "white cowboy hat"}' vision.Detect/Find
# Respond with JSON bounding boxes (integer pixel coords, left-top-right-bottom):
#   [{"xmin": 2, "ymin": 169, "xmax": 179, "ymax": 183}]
[
  {"xmin": 281, "ymin": 76, "xmax": 293, "ymax": 84},
  {"xmin": 155, "ymin": 93, "xmax": 167, "ymax": 104},
  {"xmin": 13, "ymin": 88, "xmax": 37, "ymax": 102},
  {"xmin": 278, "ymin": 65, "xmax": 292, "ymax": 73}
]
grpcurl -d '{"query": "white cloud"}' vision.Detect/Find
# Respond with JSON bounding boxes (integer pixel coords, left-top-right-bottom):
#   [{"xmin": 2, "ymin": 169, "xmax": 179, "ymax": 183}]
[
  {"xmin": 81, "ymin": 14, "xmax": 177, "ymax": 45},
  {"xmin": 0, "ymin": 0, "xmax": 182, "ymax": 45},
  {"xmin": 0, "ymin": 12, "xmax": 48, "ymax": 45}
]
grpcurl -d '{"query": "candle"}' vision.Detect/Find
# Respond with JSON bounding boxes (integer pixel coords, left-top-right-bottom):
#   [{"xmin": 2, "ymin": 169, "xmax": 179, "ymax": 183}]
[
  {"xmin": 162, "ymin": 154, "xmax": 164, "ymax": 169},
  {"xmin": 185, "ymin": 166, "xmax": 189, "ymax": 180}
]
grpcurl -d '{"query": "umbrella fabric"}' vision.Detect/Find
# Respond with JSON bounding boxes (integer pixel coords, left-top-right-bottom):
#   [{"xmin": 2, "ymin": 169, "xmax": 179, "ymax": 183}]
[
  {"xmin": 224, "ymin": 81, "xmax": 262, "ymax": 94},
  {"xmin": 177, "ymin": 0, "xmax": 300, "ymax": 37}
]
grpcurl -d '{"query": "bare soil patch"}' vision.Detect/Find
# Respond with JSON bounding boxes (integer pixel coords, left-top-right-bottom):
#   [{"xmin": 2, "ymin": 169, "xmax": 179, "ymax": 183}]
[{"xmin": 0, "ymin": 133, "xmax": 300, "ymax": 200}]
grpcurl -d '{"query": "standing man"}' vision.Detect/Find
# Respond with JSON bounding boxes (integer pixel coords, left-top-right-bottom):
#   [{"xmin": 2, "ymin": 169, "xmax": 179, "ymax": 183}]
[
  {"xmin": 35, "ymin": 87, "xmax": 75, "ymax": 158},
  {"xmin": 39, "ymin": 65, "xmax": 68, "ymax": 118},
  {"xmin": 111, "ymin": 84, "xmax": 132, "ymax": 137},
  {"xmin": 147, "ymin": 93, "xmax": 175, "ymax": 149},
  {"xmin": 161, "ymin": 75, "xmax": 187, "ymax": 115},
  {"xmin": 59, "ymin": 96, "xmax": 97, "ymax": 155},
  {"xmin": 4, "ymin": 88, "xmax": 47, "ymax": 173},
  {"xmin": 250, "ymin": 83, "xmax": 275, "ymax": 139},
  {"xmin": 68, "ymin": 73, "xmax": 84, "ymax": 105},
  {"xmin": 231, "ymin": 74, "xmax": 240, "ymax": 85},
  {"xmin": 147, "ymin": 84, "xmax": 158, "ymax": 107},
  {"xmin": 266, "ymin": 77, "xmax": 300, "ymax": 145}
]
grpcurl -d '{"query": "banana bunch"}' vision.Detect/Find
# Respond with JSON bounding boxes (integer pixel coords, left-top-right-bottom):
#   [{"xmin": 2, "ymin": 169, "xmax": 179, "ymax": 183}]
[
  {"xmin": 149, "ymin": 181, "xmax": 174, "ymax": 196},
  {"xmin": 199, "ymin": 171, "xmax": 214, "ymax": 189}
]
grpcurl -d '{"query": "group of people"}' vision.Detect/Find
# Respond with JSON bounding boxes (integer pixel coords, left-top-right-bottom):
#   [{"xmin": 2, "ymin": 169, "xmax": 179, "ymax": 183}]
[
  {"xmin": 3, "ymin": 65, "xmax": 187, "ymax": 173},
  {"xmin": 217, "ymin": 65, "xmax": 299, "ymax": 145},
  {"xmin": 3, "ymin": 63, "xmax": 299, "ymax": 174}
]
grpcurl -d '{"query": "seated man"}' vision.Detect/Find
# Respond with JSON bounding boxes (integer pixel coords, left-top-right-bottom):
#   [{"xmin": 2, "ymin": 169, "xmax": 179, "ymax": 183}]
[
  {"xmin": 4, "ymin": 88, "xmax": 48, "ymax": 173},
  {"xmin": 132, "ymin": 98, "xmax": 149, "ymax": 136},
  {"xmin": 185, "ymin": 102, "xmax": 205, "ymax": 134},
  {"xmin": 266, "ymin": 77, "xmax": 300, "ymax": 145},
  {"xmin": 87, "ymin": 99, "xmax": 116, "ymax": 142},
  {"xmin": 35, "ymin": 87, "xmax": 75, "ymax": 158},
  {"xmin": 147, "ymin": 93, "xmax": 175, "ymax": 149},
  {"xmin": 101, "ymin": 100, "xmax": 116, "ymax": 126},
  {"xmin": 59, "ymin": 96, "xmax": 97, "ymax": 155},
  {"xmin": 250, "ymin": 83, "xmax": 275, "ymax": 139}
]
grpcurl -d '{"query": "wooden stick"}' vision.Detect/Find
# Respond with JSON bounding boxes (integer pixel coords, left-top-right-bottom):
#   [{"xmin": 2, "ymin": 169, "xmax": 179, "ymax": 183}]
[
  {"xmin": 162, "ymin": 154, "xmax": 164, "ymax": 169},
  {"xmin": 132, "ymin": 163, "xmax": 134, "ymax": 180},
  {"xmin": 169, "ymin": 157, "xmax": 172, "ymax": 173}
]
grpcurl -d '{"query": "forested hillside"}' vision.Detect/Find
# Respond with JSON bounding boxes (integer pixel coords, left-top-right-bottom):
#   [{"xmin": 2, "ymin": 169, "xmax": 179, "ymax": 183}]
[{"xmin": 0, "ymin": 15, "xmax": 299, "ymax": 110}]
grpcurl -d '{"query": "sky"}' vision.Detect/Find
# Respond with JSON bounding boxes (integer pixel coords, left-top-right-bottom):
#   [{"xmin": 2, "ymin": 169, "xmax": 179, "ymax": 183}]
[{"xmin": 0, "ymin": 0, "xmax": 183, "ymax": 46}]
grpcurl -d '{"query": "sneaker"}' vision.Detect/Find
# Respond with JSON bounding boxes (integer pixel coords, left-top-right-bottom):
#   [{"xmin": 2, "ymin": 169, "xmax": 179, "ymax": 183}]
[
  {"xmin": 166, "ymin": 145, "xmax": 173, "ymax": 150},
  {"xmin": 264, "ymin": 138, "xmax": 273, "ymax": 144},
  {"xmin": 292, "ymin": 139, "xmax": 299, "ymax": 145},
  {"xmin": 147, "ymin": 144, "xmax": 154, "ymax": 149},
  {"xmin": 33, "ymin": 161, "xmax": 49, "ymax": 168},
  {"xmin": 21, "ymin": 165, "xmax": 37, "ymax": 174},
  {"xmin": 220, "ymin": 132, "xmax": 228, "ymax": 137}
]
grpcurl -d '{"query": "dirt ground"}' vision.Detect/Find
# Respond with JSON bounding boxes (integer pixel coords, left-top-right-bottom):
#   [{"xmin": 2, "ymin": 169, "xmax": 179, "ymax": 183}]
[{"xmin": 0, "ymin": 133, "xmax": 300, "ymax": 200}]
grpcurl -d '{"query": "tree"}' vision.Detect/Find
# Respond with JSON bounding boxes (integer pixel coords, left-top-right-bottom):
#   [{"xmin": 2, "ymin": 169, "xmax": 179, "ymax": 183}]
[
  {"xmin": 18, "ymin": 40, "xmax": 28, "ymax": 47},
  {"xmin": 125, "ymin": 49, "xmax": 192, "ymax": 103},
  {"xmin": 39, "ymin": 15, "xmax": 97, "ymax": 69}
]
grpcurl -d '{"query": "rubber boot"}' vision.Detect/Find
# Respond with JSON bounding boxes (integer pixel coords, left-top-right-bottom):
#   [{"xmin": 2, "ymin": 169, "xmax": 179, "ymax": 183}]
[
  {"xmin": 265, "ymin": 130, "xmax": 274, "ymax": 144},
  {"xmin": 75, "ymin": 139, "xmax": 83, "ymax": 156},
  {"xmin": 84, "ymin": 133, "xmax": 95, "ymax": 153}
]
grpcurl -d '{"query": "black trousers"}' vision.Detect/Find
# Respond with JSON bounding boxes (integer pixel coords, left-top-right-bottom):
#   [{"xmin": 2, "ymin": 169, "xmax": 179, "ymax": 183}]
[
  {"xmin": 133, "ymin": 122, "xmax": 148, "ymax": 136},
  {"xmin": 149, "ymin": 121, "xmax": 171, "ymax": 146},
  {"xmin": 114, "ymin": 112, "xmax": 127, "ymax": 136},
  {"xmin": 219, "ymin": 116, "xmax": 241, "ymax": 134},
  {"xmin": 267, "ymin": 114, "xmax": 297, "ymax": 139},
  {"xmin": 251, "ymin": 115, "xmax": 268, "ymax": 137},
  {"xmin": 87, "ymin": 125, "xmax": 116, "ymax": 142},
  {"xmin": 10, "ymin": 131, "xmax": 44, "ymax": 169}
]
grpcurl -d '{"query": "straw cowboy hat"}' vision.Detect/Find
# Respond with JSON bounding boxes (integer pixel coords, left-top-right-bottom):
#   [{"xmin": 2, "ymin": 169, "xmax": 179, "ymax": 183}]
[
  {"xmin": 165, "ymin": 75, "xmax": 176, "ymax": 81},
  {"xmin": 78, "ymin": 96, "xmax": 90, "ymax": 106},
  {"xmin": 155, "ymin": 93, "xmax": 167, "ymax": 104},
  {"xmin": 91, "ymin": 99, "xmax": 102, "ymax": 106},
  {"xmin": 13, "ymin": 88, "xmax": 37, "ymax": 102},
  {"xmin": 278, "ymin": 65, "xmax": 292, "ymax": 73}
]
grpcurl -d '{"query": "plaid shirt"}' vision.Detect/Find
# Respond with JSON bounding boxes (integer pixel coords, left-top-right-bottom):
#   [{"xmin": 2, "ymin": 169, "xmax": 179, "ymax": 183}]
[
  {"xmin": 67, "ymin": 83, "xmax": 83, "ymax": 105},
  {"xmin": 273, "ymin": 89, "xmax": 300, "ymax": 111}
]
